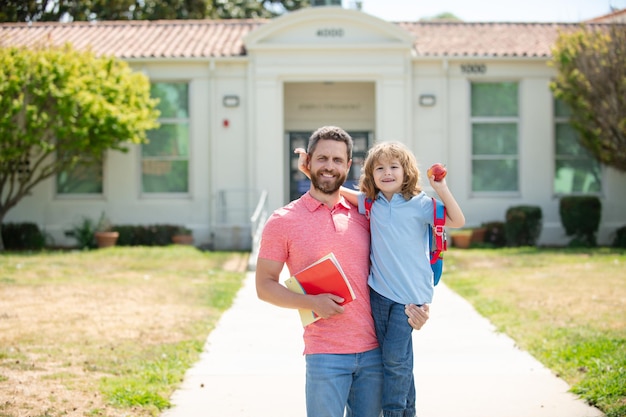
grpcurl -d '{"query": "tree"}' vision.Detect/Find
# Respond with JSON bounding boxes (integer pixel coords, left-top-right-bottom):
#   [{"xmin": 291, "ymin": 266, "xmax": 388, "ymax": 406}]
[
  {"xmin": 550, "ymin": 24, "xmax": 626, "ymax": 172},
  {"xmin": 420, "ymin": 12, "xmax": 462, "ymax": 22},
  {"xmin": 0, "ymin": 43, "xmax": 160, "ymax": 250},
  {"xmin": 0, "ymin": 0, "xmax": 41, "ymax": 22},
  {"xmin": 0, "ymin": 0, "xmax": 310, "ymax": 21}
]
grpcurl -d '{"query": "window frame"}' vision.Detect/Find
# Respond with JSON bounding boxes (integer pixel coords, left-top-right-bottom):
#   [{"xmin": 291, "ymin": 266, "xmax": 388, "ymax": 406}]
[
  {"xmin": 55, "ymin": 154, "xmax": 105, "ymax": 200},
  {"xmin": 139, "ymin": 80, "xmax": 192, "ymax": 198},
  {"xmin": 552, "ymin": 99, "xmax": 603, "ymax": 197},
  {"xmin": 469, "ymin": 80, "xmax": 521, "ymax": 196}
]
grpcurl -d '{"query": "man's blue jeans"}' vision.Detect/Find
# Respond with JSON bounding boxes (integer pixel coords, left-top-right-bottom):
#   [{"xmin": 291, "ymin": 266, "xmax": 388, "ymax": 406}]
[
  {"xmin": 370, "ymin": 289, "xmax": 416, "ymax": 417},
  {"xmin": 305, "ymin": 347, "xmax": 383, "ymax": 417}
]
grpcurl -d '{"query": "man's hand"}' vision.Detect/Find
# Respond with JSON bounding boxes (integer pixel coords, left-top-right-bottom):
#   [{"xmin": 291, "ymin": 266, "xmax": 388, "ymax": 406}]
[
  {"xmin": 311, "ymin": 293, "xmax": 345, "ymax": 319},
  {"xmin": 294, "ymin": 148, "xmax": 311, "ymax": 179},
  {"xmin": 405, "ymin": 303, "xmax": 429, "ymax": 330}
]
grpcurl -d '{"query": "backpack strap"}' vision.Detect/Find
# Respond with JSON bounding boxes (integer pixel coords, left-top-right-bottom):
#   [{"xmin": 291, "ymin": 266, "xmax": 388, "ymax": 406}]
[
  {"xmin": 364, "ymin": 197, "xmax": 373, "ymax": 220},
  {"xmin": 366, "ymin": 195, "xmax": 446, "ymax": 261},
  {"xmin": 430, "ymin": 198, "xmax": 447, "ymax": 265}
]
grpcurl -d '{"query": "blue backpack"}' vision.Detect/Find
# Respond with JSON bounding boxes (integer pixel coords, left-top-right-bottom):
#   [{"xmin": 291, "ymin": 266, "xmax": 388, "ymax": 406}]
[{"xmin": 364, "ymin": 197, "xmax": 447, "ymax": 286}]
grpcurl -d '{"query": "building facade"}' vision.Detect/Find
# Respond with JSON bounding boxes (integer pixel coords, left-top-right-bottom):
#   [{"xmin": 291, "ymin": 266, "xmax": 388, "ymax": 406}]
[{"xmin": 2, "ymin": 6, "xmax": 625, "ymax": 249}]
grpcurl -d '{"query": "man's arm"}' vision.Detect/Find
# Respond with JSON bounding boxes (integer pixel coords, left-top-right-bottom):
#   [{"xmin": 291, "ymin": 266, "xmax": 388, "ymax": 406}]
[{"xmin": 255, "ymin": 257, "xmax": 346, "ymax": 319}]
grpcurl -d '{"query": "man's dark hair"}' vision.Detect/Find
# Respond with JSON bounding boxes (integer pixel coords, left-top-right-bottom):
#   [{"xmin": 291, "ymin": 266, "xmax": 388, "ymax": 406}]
[{"xmin": 307, "ymin": 126, "xmax": 353, "ymax": 161}]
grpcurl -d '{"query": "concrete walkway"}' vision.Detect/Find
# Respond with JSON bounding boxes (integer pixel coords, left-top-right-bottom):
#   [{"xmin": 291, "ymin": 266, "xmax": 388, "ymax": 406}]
[{"xmin": 161, "ymin": 268, "xmax": 604, "ymax": 417}]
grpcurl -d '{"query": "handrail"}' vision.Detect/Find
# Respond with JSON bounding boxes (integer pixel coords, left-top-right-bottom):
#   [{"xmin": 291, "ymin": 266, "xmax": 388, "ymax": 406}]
[
  {"xmin": 250, "ymin": 189, "xmax": 268, "ymax": 226},
  {"xmin": 248, "ymin": 190, "xmax": 268, "ymax": 270}
]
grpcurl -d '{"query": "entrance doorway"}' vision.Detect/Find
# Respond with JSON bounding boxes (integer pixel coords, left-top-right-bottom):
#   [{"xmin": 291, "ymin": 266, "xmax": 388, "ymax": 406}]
[
  {"xmin": 287, "ymin": 131, "xmax": 372, "ymax": 202},
  {"xmin": 283, "ymin": 81, "xmax": 375, "ymax": 203}
]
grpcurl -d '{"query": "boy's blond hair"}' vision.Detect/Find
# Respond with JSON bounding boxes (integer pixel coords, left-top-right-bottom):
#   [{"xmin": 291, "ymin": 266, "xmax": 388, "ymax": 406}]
[{"xmin": 359, "ymin": 141, "xmax": 422, "ymax": 201}]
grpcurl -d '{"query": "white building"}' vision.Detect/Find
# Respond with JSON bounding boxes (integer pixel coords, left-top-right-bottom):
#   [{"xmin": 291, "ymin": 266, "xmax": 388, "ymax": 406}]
[{"xmin": 2, "ymin": 6, "xmax": 625, "ymax": 249}]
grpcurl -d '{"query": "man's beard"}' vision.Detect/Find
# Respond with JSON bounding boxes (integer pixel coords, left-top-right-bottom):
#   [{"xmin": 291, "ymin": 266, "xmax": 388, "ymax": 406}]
[{"xmin": 310, "ymin": 169, "xmax": 347, "ymax": 195}]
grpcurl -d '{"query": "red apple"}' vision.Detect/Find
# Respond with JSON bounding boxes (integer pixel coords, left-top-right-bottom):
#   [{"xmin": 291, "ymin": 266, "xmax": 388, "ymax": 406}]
[{"xmin": 427, "ymin": 163, "xmax": 447, "ymax": 182}]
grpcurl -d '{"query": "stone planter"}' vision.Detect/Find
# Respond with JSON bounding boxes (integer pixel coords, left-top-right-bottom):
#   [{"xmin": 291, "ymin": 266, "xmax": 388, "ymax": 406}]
[
  {"xmin": 172, "ymin": 234, "xmax": 194, "ymax": 245},
  {"xmin": 451, "ymin": 233, "xmax": 472, "ymax": 249},
  {"xmin": 471, "ymin": 227, "xmax": 487, "ymax": 243},
  {"xmin": 95, "ymin": 231, "xmax": 119, "ymax": 248}
]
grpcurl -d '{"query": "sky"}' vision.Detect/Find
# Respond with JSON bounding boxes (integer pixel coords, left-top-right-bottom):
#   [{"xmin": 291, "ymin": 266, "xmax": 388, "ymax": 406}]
[{"xmin": 354, "ymin": 0, "xmax": 626, "ymax": 22}]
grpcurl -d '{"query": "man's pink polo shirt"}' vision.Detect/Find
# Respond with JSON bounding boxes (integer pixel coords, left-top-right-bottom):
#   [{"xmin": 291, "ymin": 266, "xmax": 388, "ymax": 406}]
[{"xmin": 258, "ymin": 192, "xmax": 378, "ymax": 355}]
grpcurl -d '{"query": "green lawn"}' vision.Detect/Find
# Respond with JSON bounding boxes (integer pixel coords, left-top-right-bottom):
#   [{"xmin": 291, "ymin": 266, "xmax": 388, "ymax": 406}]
[
  {"xmin": 0, "ymin": 246, "xmax": 247, "ymax": 417},
  {"xmin": 443, "ymin": 247, "xmax": 626, "ymax": 417},
  {"xmin": 1, "ymin": 246, "xmax": 624, "ymax": 417}
]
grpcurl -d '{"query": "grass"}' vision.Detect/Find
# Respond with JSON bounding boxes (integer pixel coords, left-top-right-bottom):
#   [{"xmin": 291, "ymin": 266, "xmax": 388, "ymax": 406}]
[
  {"xmin": 0, "ymin": 246, "xmax": 247, "ymax": 417},
  {"xmin": 443, "ymin": 247, "xmax": 626, "ymax": 417},
  {"xmin": 2, "ymin": 245, "xmax": 624, "ymax": 416}
]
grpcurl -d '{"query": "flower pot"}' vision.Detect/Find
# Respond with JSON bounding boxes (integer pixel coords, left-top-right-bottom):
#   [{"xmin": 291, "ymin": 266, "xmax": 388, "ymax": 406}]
[
  {"xmin": 95, "ymin": 231, "xmax": 119, "ymax": 248},
  {"xmin": 172, "ymin": 234, "xmax": 194, "ymax": 245},
  {"xmin": 451, "ymin": 233, "xmax": 472, "ymax": 249},
  {"xmin": 471, "ymin": 227, "xmax": 487, "ymax": 243}
]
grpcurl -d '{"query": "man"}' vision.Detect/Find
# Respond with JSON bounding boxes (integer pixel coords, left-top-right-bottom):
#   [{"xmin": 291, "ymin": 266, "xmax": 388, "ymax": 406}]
[{"xmin": 256, "ymin": 126, "xmax": 428, "ymax": 417}]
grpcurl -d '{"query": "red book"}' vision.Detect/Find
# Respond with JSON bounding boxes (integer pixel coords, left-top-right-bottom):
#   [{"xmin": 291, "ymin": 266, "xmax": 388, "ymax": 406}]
[{"xmin": 284, "ymin": 253, "xmax": 356, "ymax": 326}]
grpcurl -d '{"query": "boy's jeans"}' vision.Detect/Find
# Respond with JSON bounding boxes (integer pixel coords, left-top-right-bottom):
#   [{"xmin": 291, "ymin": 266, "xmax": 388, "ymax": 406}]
[
  {"xmin": 370, "ymin": 289, "xmax": 416, "ymax": 417},
  {"xmin": 305, "ymin": 347, "xmax": 383, "ymax": 417}
]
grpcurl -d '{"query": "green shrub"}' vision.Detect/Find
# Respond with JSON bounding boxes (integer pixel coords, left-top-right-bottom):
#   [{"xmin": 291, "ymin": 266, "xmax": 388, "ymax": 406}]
[
  {"xmin": 481, "ymin": 221, "xmax": 506, "ymax": 247},
  {"xmin": 612, "ymin": 225, "xmax": 626, "ymax": 248},
  {"xmin": 67, "ymin": 217, "xmax": 97, "ymax": 249},
  {"xmin": 559, "ymin": 196, "xmax": 601, "ymax": 247},
  {"xmin": 114, "ymin": 225, "xmax": 181, "ymax": 246},
  {"xmin": 504, "ymin": 206, "xmax": 542, "ymax": 247},
  {"xmin": 1, "ymin": 222, "xmax": 46, "ymax": 250},
  {"xmin": 66, "ymin": 220, "xmax": 186, "ymax": 249}
]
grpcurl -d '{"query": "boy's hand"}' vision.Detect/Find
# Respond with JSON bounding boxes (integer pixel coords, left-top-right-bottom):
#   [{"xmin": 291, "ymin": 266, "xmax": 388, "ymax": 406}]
[
  {"xmin": 294, "ymin": 148, "xmax": 311, "ymax": 179},
  {"xmin": 405, "ymin": 303, "xmax": 429, "ymax": 330},
  {"xmin": 428, "ymin": 173, "xmax": 448, "ymax": 193}
]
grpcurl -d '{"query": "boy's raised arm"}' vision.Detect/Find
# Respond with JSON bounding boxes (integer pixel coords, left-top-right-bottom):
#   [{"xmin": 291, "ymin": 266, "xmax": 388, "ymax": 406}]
[{"xmin": 428, "ymin": 175, "xmax": 465, "ymax": 229}]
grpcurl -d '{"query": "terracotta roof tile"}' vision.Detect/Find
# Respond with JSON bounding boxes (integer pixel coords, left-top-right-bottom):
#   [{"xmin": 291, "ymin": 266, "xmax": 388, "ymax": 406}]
[
  {"xmin": 398, "ymin": 21, "xmax": 583, "ymax": 58},
  {"xmin": 586, "ymin": 8, "xmax": 626, "ymax": 23},
  {"xmin": 0, "ymin": 19, "xmax": 265, "ymax": 59},
  {"xmin": 0, "ymin": 18, "xmax": 613, "ymax": 60}
]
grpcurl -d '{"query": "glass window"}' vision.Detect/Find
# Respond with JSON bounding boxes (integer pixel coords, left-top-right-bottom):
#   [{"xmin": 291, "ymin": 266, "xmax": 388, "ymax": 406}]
[
  {"xmin": 471, "ymin": 82, "xmax": 518, "ymax": 117},
  {"xmin": 554, "ymin": 100, "xmax": 601, "ymax": 194},
  {"xmin": 57, "ymin": 155, "xmax": 103, "ymax": 195},
  {"xmin": 142, "ymin": 82, "xmax": 190, "ymax": 194},
  {"xmin": 471, "ymin": 82, "xmax": 519, "ymax": 192}
]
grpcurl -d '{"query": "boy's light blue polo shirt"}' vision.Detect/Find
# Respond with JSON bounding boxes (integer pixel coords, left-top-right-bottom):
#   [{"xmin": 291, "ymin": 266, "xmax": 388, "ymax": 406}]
[{"xmin": 358, "ymin": 191, "xmax": 437, "ymax": 305}]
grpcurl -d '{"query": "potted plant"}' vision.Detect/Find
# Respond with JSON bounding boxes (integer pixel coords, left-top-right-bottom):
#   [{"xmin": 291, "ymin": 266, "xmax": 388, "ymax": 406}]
[
  {"xmin": 470, "ymin": 226, "xmax": 487, "ymax": 244},
  {"xmin": 172, "ymin": 226, "xmax": 194, "ymax": 245},
  {"xmin": 94, "ymin": 212, "xmax": 119, "ymax": 248},
  {"xmin": 449, "ymin": 229, "xmax": 472, "ymax": 249},
  {"xmin": 67, "ymin": 216, "xmax": 97, "ymax": 249}
]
